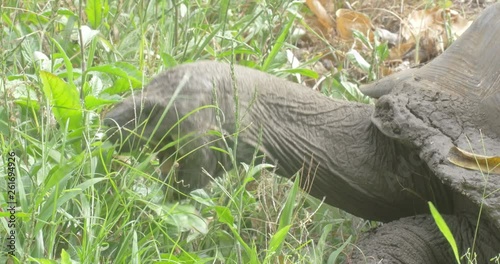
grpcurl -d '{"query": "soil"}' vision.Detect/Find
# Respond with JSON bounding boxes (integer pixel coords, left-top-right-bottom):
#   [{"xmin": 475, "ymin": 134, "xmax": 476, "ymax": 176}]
[{"xmin": 297, "ymin": 0, "xmax": 498, "ymax": 86}]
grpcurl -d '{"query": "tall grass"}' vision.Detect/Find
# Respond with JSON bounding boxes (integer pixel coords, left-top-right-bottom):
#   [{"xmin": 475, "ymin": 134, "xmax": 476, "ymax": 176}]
[{"xmin": 0, "ymin": 0, "xmax": 370, "ymax": 263}]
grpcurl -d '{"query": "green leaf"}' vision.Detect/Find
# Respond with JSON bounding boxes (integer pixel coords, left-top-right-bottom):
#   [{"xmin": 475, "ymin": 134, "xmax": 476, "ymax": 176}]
[
  {"xmin": 265, "ymin": 172, "xmax": 301, "ymax": 256},
  {"xmin": 85, "ymin": 0, "xmax": 109, "ymax": 29},
  {"xmin": 214, "ymin": 206, "xmax": 258, "ymax": 262},
  {"xmin": 375, "ymin": 42, "xmax": 389, "ymax": 62},
  {"xmin": 2, "ymin": 12, "xmax": 13, "ymax": 28},
  {"xmin": 262, "ymin": 13, "xmax": 296, "ymax": 71},
  {"xmin": 56, "ymin": 8, "xmax": 77, "ymax": 17},
  {"xmin": 346, "ymin": 49, "xmax": 371, "ymax": 73},
  {"xmin": 247, "ymin": 163, "xmax": 274, "ymax": 179},
  {"xmin": 40, "ymin": 71, "xmax": 82, "ymax": 131},
  {"xmin": 352, "ymin": 30, "xmax": 372, "ymax": 49},
  {"xmin": 51, "ymin": 38, "xmax": 74, "ymax": 85},
  {"xmin": 215, "ymin": 206, "xmax": 234, "ymax": 225},
  {"xmin": 28, "ymin": 259, "xmax": 57, "ymax": 264},
  {"xmin": 327, "ymin": 236, "xmax": 352, "ymax": 264},
  {"xmin": 147, "ymin": 203, "xmax": 209, "ymax": 236},
  {"xmin": 132, "ymin": 231, "xmax": 139, "ymax": 264},
  {"xmin": 44, "ymin": 161, "xmax": 76, "ymax": 192},
  {"xmin": 280, "ymin": 68, "xmax": 319, "ymax": 79},
  {"xmin": 36, "ymin": 177, "xmax": 107, "ymax": 233},
  {"xmin": 428, "ymin": 202, "xmax": 461, "ymax": 264},
  {"xmin": 60, "ymin": 249, "xmax": 71, "ymax": 264},
  {"xmin": 268, "ymin": 225, "xmax": 291, "ymax": 254},
  {"xmin": 161, "ymin": 52, "xmax": 178, "ymax": 68},
  {"xmin": 279, "ymin": 173, "xmax": 300, "ymax": 229},
  {"xmin": 102, "ymin": 78, "xmax": 135, "ymax": 95},
  {"xmin": 314, "ymin": 223, "xmax": 333, "ymax": 261},
  {"xmin": 88, "ymin": 62, "xmax": 143, "ymax": 88},
  {"xmin": 190, "ymin": 189, "xmax": 215, "ymax": 207},
  {"xmin": 84, "ymin": 94, "xmax": 122, "ymax": 110}
]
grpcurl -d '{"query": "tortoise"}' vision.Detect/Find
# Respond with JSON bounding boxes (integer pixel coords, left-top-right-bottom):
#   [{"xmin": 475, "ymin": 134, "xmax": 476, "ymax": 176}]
[{"xmin": 104, "ymin": 3, "xmax": 500, "ymax": 263}]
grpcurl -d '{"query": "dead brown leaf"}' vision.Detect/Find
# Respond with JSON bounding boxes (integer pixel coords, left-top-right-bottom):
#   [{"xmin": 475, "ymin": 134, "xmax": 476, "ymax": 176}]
[
  {"xmin": 305, "ymin": 0, "xmax": 334, "ymax": 33},
  {"xmin": 389, "ymin": 41, "xmax": 416, "ymax": 60},
  {"xmin": 400, "ymin": 7, "xmax": 472, "ymax": 61},
  {"xmin": 336, "ymin": 9, "xmax": 374, "ymax": 41},
  {"xmin": 447, "ymin": 146, "xmax": 500, "ymax": 175}
]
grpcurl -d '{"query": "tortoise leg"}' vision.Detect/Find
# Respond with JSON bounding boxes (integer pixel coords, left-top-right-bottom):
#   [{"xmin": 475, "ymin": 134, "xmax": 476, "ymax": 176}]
[{"xmin": 349, "ymin": 214, "xmax": 500, "ymax": 264}]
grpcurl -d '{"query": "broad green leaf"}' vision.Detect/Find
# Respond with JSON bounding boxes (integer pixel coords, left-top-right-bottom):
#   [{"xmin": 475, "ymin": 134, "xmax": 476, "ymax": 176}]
[
  {"xmin": 79, "ymin": 25, "xmax": 100, "ymax": 46},
  {"xmin": 268, "ymin": 225, "xmax": 291, "ymax": 254},
  {"xmin": 340, "ymin": 79, "xmax": 367, "ymax": 102},
  {"xmin": 60, "ymin": 249, "xmax": 72, "ymax": 264},
  {"xmin": 280, "ymin": 68, "xmax": 320, "ymax": 79},
  {"xmin": 88, "ymin": 62, "xmax": 143, "ymax": 88},
  {"xmin": 215, "ymin": 206, "xmax": 234, "ymax": 225},
  {"xmin": 148, "ymin": 203, "xmax": 208, "ymax": 236},
  {"xmin": 84, "ymin": 94, "xmax": 122, "ymax": 110},
  {"xmin": 161, "ymin": 52, "xmax": 178, "ymax": 68},
  {"xmin": 448, "ymin": 146, "xmax": 500, "ymax": 174},
  {"xmin": 247, "ymin": 163, "xmax": 274, "ymax": 179},
  {"xmin": 215, "ymin": 206, "xmax": 258, "ymax": 262},
  {"xmin": 428, "ymin": 202, "xmax": 460, "ymax": 264},
  {"xmin": 375, "ymin": 42, "xmax": 389, "ymax": 62},
  {"xmin": 190, "ymin": 189, "xmax": 215, "ymax": 207},
  {"xmin": 85, "ymin": 0, "xmax": 109, "ymax": 29},
  {"xmin": 40, "ymin": 71, "xmax": 82, "ymax": 131},
  {"xmin": 346, "ymin": 49, "xmax": 371, "ymax": 73},
  {"xmin": 101, "ymin": 77, "xmax": 135, "ymax": 95}
]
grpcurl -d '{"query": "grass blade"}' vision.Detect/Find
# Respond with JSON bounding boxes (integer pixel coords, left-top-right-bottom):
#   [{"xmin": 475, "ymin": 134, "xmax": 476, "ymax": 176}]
[{"xmin": 428, "ymin": 202, "xmax": 461, "ymax": 264}]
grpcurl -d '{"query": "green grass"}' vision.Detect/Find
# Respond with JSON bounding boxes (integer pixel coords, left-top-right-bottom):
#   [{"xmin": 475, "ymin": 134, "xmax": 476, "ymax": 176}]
[{"xmin": 0, "ymin": 0, "xmax": 376, "ymax": 263}]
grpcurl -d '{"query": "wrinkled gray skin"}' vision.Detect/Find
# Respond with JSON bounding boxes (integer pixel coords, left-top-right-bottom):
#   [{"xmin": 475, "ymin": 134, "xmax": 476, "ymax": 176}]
[{"xmin": 105, "ymin": 4, "xmax": 500, "ymax": 263}]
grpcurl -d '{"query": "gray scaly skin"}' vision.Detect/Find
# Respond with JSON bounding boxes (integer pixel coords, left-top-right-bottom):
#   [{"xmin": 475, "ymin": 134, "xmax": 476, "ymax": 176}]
[
  {"xmin": 105, "ymin": 61, "xmax": 451, "ymax": 222},
  {"xmin": 105, "ymin": 3, "xmax": 500, "ymax": 263}
]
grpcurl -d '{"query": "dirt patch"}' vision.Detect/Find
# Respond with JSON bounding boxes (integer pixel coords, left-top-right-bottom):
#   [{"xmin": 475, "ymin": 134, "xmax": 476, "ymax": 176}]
[{"xmin": 296, "ymin": 0, "xmax": 497, "ymax": 86}]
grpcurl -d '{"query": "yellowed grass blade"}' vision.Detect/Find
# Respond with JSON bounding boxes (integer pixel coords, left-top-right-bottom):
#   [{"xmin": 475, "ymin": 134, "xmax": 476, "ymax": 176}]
[{"xmin": 447, "ymin": 146, "xmax": 500, "ymax": 175}]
